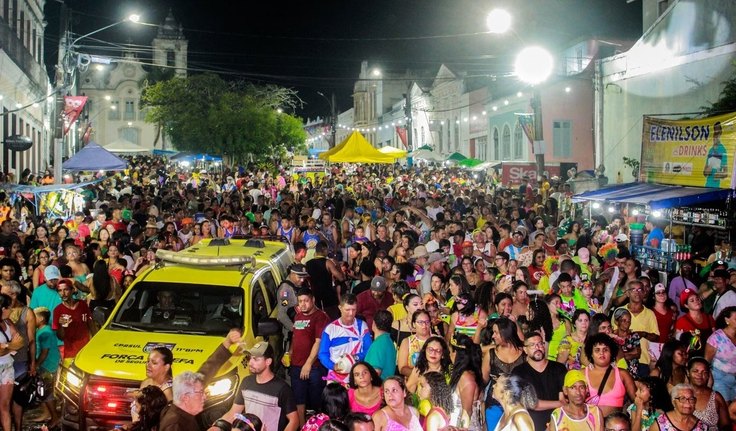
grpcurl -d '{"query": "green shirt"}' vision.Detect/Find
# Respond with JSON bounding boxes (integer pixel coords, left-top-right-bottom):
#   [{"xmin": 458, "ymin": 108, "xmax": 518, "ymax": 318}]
[{"xmin": 365, "ymin": 333, "xmax": 397, "ymax": 378}]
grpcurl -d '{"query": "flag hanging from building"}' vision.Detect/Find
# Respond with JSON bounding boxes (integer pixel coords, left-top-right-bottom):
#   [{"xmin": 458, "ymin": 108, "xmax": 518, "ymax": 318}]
[
  {"xmin": 62, "ymin": 96, "xmax": 88, "ymax": 136},
  {"xmin": 516, "ymin": 113, "xmax": 535, "ymax": 145},
  {"xmin": 396, "ymin": 126, "xmax": 408, "ymax": 148},
  {"xmin": 82, "ymin": 122, "xmax": 92, "ymax": 143}
]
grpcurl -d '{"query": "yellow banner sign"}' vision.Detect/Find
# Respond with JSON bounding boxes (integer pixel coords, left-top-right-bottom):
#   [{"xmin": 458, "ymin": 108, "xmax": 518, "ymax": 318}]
[{"xmin": 641, "ymin": 112, "xmax": 736, "ymax": 189}]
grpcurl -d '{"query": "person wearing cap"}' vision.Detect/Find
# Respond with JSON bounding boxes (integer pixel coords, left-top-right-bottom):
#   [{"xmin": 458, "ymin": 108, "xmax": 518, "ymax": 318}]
[
  {"xmin": 177, "ymin": 217, "xmax": 195, "ymax": 247},
  {"xmin": 652, "ymin": 282, "xmax": 676, "ymax": 344},
  {"xmin": 504, "ymin": 230, "xmax": 526, "ymax": 260},
  {"xmin": 511, "ymin": 331, "xmax": 567, "ymax": 431},
  {"xmin": 356, "ymin": 275, "xmax": 394, "ymax": 329},
  {"xmin": 213, "ymin": 341, "xmax": 298, "ymax": 431},
  {"xmin": 549, "ymin": 370, "xmax": 604, "ymax": 431},
  {"xmin": 29, "ymin": 265, "xmax": 62, "ymax": 314},
  {"xmin": 276, "ymin": 263, "xmax": 309, "ymax": 337}
]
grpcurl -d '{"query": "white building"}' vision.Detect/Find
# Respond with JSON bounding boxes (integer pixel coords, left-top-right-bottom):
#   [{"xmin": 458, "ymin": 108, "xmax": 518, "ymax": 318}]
[
  {"xmin": 0, "ymin": 0, "xmax": 52, "ymax": 178},
  {"xmin": 597, "ymin": 0, "xmax": 736, "ymax": 181},
  {"xmin": 78, "ymin": 10, "xmax": 187, "ymax": 150}
]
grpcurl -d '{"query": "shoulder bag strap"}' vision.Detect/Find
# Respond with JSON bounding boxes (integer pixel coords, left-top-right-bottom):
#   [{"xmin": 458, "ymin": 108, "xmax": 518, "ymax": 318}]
[{"xmin": 596, "ymin": 365, "xmax": 614, "ymax": 402}]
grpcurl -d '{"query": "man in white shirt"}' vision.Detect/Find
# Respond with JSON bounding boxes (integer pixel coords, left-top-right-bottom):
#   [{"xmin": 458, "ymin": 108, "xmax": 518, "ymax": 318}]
[{"xmin": 712, "ymin": 269, "xmax": 736, "ymax": 318}]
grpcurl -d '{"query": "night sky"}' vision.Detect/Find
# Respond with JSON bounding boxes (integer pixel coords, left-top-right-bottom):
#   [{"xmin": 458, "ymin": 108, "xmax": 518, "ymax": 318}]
[{"xmin": 44, "ymin": 0, "xmax": 642, "ymax": 120}]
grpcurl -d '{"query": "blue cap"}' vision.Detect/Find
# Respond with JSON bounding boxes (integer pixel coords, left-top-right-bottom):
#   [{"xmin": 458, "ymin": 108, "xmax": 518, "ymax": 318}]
[{"xmin": 44, "ymin": 265, "xmax": 61, "ymax": 281}]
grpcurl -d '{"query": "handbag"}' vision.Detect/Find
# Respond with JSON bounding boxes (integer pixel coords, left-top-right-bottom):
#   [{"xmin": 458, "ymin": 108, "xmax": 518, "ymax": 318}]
[{"xmin": 13, "ymin": 372, "xmax": 46, "ymax": 409}]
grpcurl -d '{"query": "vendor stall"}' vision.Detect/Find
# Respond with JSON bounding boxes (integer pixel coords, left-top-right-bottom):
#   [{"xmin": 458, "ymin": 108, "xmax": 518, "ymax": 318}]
[{"xmin": 573, "ymin": 182, "xmax": 735, "ymax": 278}]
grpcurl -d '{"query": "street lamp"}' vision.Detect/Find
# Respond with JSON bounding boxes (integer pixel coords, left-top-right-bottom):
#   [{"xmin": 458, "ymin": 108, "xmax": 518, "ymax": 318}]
[
  {"xmin": 69, "ymin": 14, "xmax": 141, "ymax": 48},
  {"xmin": 317, "ymin": 91, "xmax": 337, "ymax": 148},
  {"xmin": 515, "ymin": 46, "xmax": 554, "ymax": 178},
  {"xmin": 486, "ymin": 9, "xmax": 512, "ymax": 34},
  {"xmin": 53, "ymin": 11, "xmax": 141, "ymax": 184}
]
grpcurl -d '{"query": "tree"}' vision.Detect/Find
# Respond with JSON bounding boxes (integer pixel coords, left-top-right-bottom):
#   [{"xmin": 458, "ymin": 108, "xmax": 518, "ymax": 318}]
[
  {"xmin": 139, "ymin": 66, "xmax": 176, "ymax": 149},
  {"xmin": 701, "ymin": 61, "xmax": 736, "ymax": 117},
  {"xmin": 141, "ymin": 73, "xmax": 306, "ymax": 163}
]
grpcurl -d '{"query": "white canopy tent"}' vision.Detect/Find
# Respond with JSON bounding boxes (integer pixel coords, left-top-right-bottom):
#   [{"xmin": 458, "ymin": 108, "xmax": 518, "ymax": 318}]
[{"xmin": 102, "ymin": 139, "xmax": 151, "ymax": 153}]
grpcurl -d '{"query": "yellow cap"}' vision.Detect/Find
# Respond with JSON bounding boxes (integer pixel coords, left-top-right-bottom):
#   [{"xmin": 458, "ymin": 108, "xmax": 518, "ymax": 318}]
[{"xmin": 563, "ymin": 370, "xmax": 587, "ymax": 388}]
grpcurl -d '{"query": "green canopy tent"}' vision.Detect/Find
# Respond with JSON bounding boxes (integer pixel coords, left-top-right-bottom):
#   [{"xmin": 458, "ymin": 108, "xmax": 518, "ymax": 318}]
[
  {"xmin": 446, "ymin": 152, "xmax": 468, "ymax": 162},
  {"xmin": 457, "ymin": 158, "xmax": 484, "ymax": 168}
]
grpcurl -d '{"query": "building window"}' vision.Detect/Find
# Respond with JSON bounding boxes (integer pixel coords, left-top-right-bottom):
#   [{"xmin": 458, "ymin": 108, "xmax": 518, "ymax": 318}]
[
  {"xmin": 18, "ymin": 10, "xmax": 23, "ymax": 43},
  {"xmin": 124, "ymin": 100, "xmax": 135, "ymax": 121},
  {"xmin": 120, "ymin": 127, "xmax": 139, "ymax": 145},
  {"xmin": 658, "ymin": 0, "xmax": 670, "ymax": 16},
  {"xmin": 454, "ymin": 118, "xmax": 459, "ymax": 150},
  {"xmin": 477, "ymin": 136, "xmax": 488, "ymax": 161},
  {"xmin": 109, "ymin": 101, "xmax": 120, "ymax": 120},
  {"xmin": 502, "ymin": 124, "xmax": 511, "ymax": 160},
  {"xmin": 493, "ymin": 128, "xmax": 499, "ymax": 160},
  {"xmin": 166, "ymin": 50, "xmax": 175, "ymax": 67},
  {"xmin": 553, "ymin": 120, "xmax": 572, "ymax": 158},
  {"xmin": 420, "ymin": 126, "xmax": 425, "ymax": 146},
  {"xmin": 447, "ymin": 121, "xmax": 451, "ymax": 149},
  {"xmin": 438, "ymin": 124, "xmax": 443, "ymax": 153},
  {"xmin": 513, "ymin": 122, "xmax": 523, "ymax": 159}
]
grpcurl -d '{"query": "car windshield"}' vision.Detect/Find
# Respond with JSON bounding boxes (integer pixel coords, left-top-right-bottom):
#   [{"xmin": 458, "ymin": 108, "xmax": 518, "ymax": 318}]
[{"xmin": 112, "ymin": 281, "xmax": 244, "ymax": 336}]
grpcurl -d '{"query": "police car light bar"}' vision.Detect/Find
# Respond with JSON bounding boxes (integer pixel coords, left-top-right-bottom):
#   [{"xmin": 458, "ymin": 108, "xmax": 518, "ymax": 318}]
[{"xmin": 156, "ymin": 249, "xmax": 256, "ymax": 267}]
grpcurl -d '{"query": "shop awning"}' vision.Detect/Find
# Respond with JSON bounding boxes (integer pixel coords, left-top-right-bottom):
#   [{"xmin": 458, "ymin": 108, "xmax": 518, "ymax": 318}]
[{"xmin": 573, "ymin": 182, "xmax": 735, "ymax": 209}]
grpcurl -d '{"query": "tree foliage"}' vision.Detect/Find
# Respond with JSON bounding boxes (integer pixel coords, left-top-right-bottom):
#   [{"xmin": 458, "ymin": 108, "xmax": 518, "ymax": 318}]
[
  {"xmin": 701, "ymin": 61, "xmax": 736, "ymax": 117},
  {"xmin": 140, "ymin": 73, "xmax": 306, "ymax": 162}
]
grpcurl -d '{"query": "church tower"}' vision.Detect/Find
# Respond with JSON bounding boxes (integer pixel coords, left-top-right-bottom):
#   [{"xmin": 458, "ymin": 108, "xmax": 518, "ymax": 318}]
[{"xmin": 152, "ymin": 9, "xmax": 188, "ymax": 77}]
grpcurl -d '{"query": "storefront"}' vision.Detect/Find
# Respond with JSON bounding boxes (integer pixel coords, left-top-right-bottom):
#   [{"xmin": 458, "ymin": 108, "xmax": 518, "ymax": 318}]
[{"xmin": 573, "ymin": 182, "xmax": 735, "ymax": 278}]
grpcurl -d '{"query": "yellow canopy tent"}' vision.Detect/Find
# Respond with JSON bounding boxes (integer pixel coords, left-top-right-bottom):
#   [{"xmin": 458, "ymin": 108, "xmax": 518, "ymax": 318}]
[
  {"xmin": 319, "ymin": 131, "xmax": 395, "ymax": 164},
  {"xmin": 378, "ymin": 146, "xmax": 408, "ymax": 159}
]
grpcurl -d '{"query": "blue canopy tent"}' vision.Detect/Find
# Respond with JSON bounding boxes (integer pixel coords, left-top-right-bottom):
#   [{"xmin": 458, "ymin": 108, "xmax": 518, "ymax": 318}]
[
  {"xmin": 572, "ymin": 182, "xmax": 734, "ymax": 209},
  {"xmin": 62, "ymin": 142, "xmax": 128, "ymax": 171}
]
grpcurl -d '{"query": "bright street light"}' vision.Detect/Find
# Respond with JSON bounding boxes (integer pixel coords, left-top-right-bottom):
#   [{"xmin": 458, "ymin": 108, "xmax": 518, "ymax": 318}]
[
  {"xmin": 515, "ymin": 46, "xmax": 553, "ymax": 85},
  {"xmin": 70, "ymin": 13, "xmax": 142, "ymax": 47},
  {"xmin": 486, "ymin": 9, "xmax": 512, "ymax": 34}
]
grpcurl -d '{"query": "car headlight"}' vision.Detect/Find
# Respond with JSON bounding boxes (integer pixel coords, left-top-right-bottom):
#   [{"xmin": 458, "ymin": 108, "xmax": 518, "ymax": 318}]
[
  {"xmin": 207, "ymin": 375, "xmax": 235, "ymax": 397},
  {"xmin": 66, "ymin": 369, "xmax": 83, "ymax": 389}
]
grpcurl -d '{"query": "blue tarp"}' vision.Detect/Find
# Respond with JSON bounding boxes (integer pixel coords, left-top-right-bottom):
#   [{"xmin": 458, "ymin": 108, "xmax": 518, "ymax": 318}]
[
  {"xmin": 62, "ymin": 142, "xmax": 128, "ymax": 171},
  {"xmin": 573, "ymin": 182, "xmax": 735, "ymax": 210},
  {"xmin": 308, "ymin": 148, "xmax": 328, "ymax": 157},
  {"xmin": 170, "ymin": 153, "xmax": 222, "ymax": 163},
  {"xmin": 152, "ymin": 149, "xmax": 179, "ymax": 156}
]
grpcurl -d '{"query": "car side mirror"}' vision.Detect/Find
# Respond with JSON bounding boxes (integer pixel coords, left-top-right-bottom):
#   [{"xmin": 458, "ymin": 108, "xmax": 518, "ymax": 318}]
[
  {"xmin": 256, "ymin": 318, "xmax": 280, "ymax": 337},
  {"xmin": 92, "ymin": 306, "xmax": 110, "ymax": 327}
]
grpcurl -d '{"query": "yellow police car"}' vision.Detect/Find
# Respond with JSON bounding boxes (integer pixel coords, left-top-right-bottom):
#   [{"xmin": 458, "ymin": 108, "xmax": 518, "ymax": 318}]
[{"xmin": 55, "ymin": 237, "xmax": 292, "ymax": 430}]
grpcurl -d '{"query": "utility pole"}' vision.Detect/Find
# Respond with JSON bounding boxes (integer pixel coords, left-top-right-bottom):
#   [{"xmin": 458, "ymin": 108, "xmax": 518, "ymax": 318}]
[
  {"xmin": 53, "ymin": 3, "xmax": 69, "ymax": 184},
  {"xmin": 404, "ymin": 86, "xmax": 413, "ymax": 150},
  {"xmin": 531, "ymin": 88, "xmax": 545, "ymax": 179},
  {"xmin": 330, "ymin": 92, "xmax": 337, "ymax": 148}
]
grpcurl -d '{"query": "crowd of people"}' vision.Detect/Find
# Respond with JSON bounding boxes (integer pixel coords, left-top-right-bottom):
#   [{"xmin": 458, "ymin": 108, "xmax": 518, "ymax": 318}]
[{"xmin": 0, "ymin": 155, "xmax": 735, "ymax": 431}]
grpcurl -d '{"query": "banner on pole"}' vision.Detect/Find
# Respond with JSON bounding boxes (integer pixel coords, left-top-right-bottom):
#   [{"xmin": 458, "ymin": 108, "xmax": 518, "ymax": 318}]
[
  {"xmin": 641, "ymin": 112, "xmax": 736, "ymax": 189},
  {"xmin": 516, "ymin": 113, "xmax": 535, "ymax": 144},
  {"xmin": 396, "ymin": 126, "xmax": 408, "ymax": 148},
  {"xmin": 62, "ymin": 96, "xmax": 88, "ymax": 136}
]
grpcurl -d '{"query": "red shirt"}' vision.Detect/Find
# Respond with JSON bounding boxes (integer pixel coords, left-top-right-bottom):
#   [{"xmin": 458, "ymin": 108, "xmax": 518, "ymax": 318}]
[
  {"xmin": 52, "ymin": 301, "xmax": 92, "ymax": 359},
  {"xmin": 653, "ymin": 307, "xmax": 676, "ymax": 343},
  {"xmin": 674, "ymin": 313, "xmax": 714, "ymax": 343},
  {"xmin": 291, "ymin": 308, "xmax": 330, "ymax": 367},
  {"xmin": 356, "ymin": 289, "xmax": 394, "ymax": 329},
  {"xmin": 528, "ymin": 265, "xmax": 546, "ymax": 286}
]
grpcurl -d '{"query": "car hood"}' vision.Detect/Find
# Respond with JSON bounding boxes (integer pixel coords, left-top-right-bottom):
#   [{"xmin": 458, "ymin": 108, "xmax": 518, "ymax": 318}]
[{"xmin": 72, "ymin": 330, "xmax": 236, "ymax": 381}]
